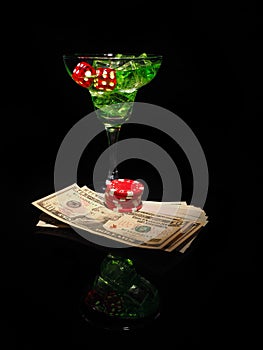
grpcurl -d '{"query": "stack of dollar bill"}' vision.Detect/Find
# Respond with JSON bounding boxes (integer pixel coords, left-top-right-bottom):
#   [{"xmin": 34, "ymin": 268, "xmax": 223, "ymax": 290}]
[{"xmin": 32, "ymin": 184, "xmax": 208, "ymax": 253}]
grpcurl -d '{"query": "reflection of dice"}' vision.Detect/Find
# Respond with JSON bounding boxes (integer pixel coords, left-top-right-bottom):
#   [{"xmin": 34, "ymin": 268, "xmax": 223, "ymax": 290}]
[
  {"xmin": 84, "ymin": 288, "xmax": 123, "ymax": 316},
  {"xmin": 94, "ymin": 68, "xmax": 117, "ymax": 91},
  {"xmin": 72, "ymin": 61, "xmax": 95, "ymax": 88}
]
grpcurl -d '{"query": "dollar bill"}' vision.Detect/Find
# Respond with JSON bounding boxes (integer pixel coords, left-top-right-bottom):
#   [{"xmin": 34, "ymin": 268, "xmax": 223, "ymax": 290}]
[
  {"xmin": 32, "ymin": 183, "xmax": 208, "ymax": 252},
  {"xmin": 78, "ymin": 185, "xmax": 207, "ymax": 250},
  {"xmin": 35, "ymin": 212, "xmax": 199, "ymax": 253},
  {"xmin": 81, "ymin": 185, "xmax": 207, "ymax": 223}
]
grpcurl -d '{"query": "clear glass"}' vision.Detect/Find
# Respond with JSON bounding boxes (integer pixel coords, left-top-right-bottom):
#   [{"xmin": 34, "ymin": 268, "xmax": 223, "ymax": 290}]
[
  {"xmin": 62, "ymin": 53, "xmax": 163, "ymax": 329},
  {"xmin": 63, "ymin": 53, "xmax": 162, "ymax": 186}
]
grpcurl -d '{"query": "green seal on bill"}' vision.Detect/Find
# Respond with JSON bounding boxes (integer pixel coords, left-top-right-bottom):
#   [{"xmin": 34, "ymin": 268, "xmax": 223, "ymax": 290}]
[{"xmin": 135, "ymin": 225, "xmax": 151, "ymax": 233}]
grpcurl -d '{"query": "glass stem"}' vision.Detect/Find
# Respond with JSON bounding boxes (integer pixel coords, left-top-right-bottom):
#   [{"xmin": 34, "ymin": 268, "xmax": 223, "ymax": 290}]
[{"xmin": 105, "ymin": 125, "xmax": 121, "ymax": 183}]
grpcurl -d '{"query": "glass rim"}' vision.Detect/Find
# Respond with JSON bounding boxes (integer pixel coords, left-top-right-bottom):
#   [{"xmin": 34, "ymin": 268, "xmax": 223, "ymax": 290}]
[{"xmin": 63, "ymin": 53, "xmax": 163, "ymax": 60}]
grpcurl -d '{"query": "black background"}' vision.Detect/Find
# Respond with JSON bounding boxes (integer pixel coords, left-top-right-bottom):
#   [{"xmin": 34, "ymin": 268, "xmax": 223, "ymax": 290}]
[{"xmin": 1, "ymin": 1, "xmax": 261, "ymax": 348}]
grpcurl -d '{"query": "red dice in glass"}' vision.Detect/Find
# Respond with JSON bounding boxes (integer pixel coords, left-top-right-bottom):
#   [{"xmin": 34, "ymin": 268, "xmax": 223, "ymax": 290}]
[
  {"xmin": 72, "ymin": 61, "xmax": 95, "ymax": 88},
  {"xmin": 94, "ymin": 68, "xmax": 117, "ymax": 91}
]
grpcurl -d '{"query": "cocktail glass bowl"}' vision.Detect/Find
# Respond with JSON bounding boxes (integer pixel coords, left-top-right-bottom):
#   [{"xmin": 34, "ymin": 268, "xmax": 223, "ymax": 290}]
[{"xmin": 63, "ymin": 53, "xmax": 162, "ymax": 185}]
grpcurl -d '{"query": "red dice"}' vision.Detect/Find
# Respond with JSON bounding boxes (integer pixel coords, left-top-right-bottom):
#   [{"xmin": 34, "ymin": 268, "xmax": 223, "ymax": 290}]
[
  {"xmin": 72, "ymin": 61, "xmax": 96, "ymax": 88},
  {"xmin": 94, "ymin": 68, "xmax": 117, "ymax": 91}
]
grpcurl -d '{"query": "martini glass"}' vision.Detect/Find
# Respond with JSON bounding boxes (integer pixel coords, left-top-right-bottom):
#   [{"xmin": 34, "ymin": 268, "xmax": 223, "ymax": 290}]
[
  {"xmin": 63, "ymin": 53, "xmax": 163, "ymax": 330},
  {"xmin": 63, "ymin": 53, "xmax": 162, "ymax": 187}
]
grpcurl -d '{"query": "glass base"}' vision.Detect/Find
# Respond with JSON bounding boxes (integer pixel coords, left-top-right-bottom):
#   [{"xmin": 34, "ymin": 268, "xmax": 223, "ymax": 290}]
[{"xmin": 87, "ymin": 181, "xmax": 107, "ymax": 195}]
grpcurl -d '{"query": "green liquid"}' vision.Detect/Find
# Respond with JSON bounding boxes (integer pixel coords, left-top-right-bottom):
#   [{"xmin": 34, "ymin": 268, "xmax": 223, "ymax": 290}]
[{"xmin": 88, "ymin": 57, "xmax": 162, "ymax": 127}]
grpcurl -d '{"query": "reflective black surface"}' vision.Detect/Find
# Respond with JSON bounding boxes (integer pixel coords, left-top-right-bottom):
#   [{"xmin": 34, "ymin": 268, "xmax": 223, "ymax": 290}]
[{"xmin": 2, "ymin": 8, "xmax": 260, "ymax": 347}]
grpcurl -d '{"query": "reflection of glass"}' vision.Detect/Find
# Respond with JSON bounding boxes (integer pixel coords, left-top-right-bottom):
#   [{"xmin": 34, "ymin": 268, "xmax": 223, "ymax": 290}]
[
  {"xmin": 63, "ymin": 53, "xmax": 162, "ymax": 186},
  {"xmin": 81, "ymin": 253, "xmax": 160, "ymax": 331}
]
